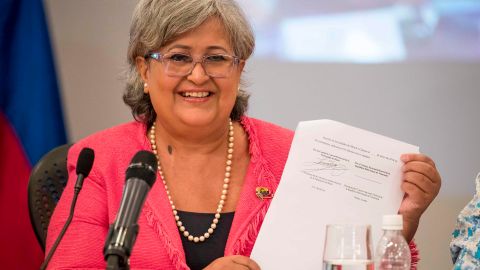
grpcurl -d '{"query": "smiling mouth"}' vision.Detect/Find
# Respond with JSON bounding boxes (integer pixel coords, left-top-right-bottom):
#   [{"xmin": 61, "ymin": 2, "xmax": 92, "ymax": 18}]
[{"xmin": 179, "ymin": 91, "xmax": 212, "ymax": 98}]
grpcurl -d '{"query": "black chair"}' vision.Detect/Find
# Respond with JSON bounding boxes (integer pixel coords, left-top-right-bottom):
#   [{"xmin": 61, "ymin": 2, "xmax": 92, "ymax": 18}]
[{"xmin": 28, "ymin": 144, "xmax": 71, "ymax": 251}]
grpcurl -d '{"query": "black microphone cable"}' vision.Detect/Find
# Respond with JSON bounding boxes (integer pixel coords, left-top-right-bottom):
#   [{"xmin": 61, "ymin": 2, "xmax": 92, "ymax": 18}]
[{"xmin": 40, "ymin": 147, "xmax": 95, "ymax": 270}]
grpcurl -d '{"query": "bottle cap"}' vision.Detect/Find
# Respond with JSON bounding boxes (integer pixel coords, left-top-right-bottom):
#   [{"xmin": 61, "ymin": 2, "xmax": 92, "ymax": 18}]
[{"xmin": 382, "ymin": 214, "xmax": 403, "ymax": 230}]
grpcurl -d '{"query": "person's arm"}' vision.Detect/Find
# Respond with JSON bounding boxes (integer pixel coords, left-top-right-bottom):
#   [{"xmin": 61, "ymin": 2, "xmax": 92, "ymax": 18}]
[
  {"xmin": 45, "ymin": 148, "xmax": 108, "ymax": 269},
  {"xmin": 399, "ymin": 153, "xmax": 441, "ymax": 242},
  {"xmin": 397, "ymin": 153, "xmax": 441, "ymax": 270}
]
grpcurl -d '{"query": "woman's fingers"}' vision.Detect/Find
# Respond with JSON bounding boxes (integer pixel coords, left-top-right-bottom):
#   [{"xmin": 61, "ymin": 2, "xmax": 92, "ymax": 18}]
[
  {"xmin": 401, "ymin": 153, "xmax": 436, "ymax": 168},
  {"xmin": 232, "ymin": 255, "xmax": 261, "ymax": 270},
  {"xmin": 401, "ymin": 153, "xmax": 441, "ymax": 198},
  {"xmin": 205, "ymin": 255, "xmax": 261, "ymax": 270}
]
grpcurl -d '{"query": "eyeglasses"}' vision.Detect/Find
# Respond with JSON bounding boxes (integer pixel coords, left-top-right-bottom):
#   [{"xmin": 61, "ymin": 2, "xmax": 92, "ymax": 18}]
[{"xmin": 145, "ymin": 52, "xmax": 242, "ymax": 78}]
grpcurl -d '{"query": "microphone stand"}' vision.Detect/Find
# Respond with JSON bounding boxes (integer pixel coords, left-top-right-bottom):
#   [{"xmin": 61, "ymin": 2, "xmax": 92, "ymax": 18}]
[
  {"xmin": 103, "ymin": 224, "xmax": 139, "ymax": 270},
  {"xmin": 40, "ymin": 179, "xmax": 84, "ymax": 270},
  {"xmin": 106, "ymin": 256, "xmax": 126, "ymax": 270}
]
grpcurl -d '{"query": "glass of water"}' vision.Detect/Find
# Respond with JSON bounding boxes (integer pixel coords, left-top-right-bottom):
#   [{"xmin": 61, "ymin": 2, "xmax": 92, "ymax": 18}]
[{"xmin": 323, "ymin": 224, "xmax": 374, "ymax": 270}]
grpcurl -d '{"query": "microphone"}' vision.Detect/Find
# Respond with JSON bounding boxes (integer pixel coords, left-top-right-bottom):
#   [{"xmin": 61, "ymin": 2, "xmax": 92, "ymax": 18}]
[
  {"xmin": 103, "ymin": 150, "xmax": 157, "ymax": 270},
  {"xmin": 41, "ymin": 147, "xmax": 95, "ymax": 270},
  {"xmin": 74, "ymin": 148, "xmax": 95, "ymax": 191}
]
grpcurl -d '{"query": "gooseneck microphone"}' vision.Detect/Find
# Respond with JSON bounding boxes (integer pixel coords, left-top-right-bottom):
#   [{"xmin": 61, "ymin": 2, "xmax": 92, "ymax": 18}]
[
  {"xmin": 103, "ymin": 150, "xmax": 157, "ymax": 270},
  {"xmin": 41, "ymin": 147, "xmax": 95, "ymax": 270}
]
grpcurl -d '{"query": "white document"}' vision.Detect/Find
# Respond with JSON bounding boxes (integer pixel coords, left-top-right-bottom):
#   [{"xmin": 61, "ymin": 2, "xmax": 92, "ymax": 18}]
[{"xmin": 251, "ymin": 119, "xmax": 419, "ymax": 269}]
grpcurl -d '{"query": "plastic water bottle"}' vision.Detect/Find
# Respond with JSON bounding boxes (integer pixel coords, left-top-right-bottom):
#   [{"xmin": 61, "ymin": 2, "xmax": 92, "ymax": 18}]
[{"xmin": 375, "ymin": 215, "xmax": 411, "ymax": 270}]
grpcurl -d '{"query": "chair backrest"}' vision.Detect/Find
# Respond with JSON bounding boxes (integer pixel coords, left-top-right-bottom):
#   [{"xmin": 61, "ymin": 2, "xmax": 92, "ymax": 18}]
[{"xmin": 28, "ymin": 144, "xmax": 71, "ymax": 251}]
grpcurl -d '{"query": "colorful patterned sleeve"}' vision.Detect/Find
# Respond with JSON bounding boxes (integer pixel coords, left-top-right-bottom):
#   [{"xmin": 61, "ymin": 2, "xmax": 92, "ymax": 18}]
[{"xmin": 450, "ymin": 173, "xmax": 480, "ymax": 270}]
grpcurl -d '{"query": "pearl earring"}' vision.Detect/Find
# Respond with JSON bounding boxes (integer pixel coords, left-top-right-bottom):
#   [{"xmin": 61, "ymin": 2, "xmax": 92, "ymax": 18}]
[{"xmin": 144, "ymin": 82, "xmax": 149, "ymax": 93}]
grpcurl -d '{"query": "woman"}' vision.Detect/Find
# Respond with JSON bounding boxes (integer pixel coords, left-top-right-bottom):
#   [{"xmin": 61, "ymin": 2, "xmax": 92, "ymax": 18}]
[
  {"xmin": 450, "ymin": 172, "xmax": 480, "ymax": 269},
  {"xmin": 46, "ymin": 0, "xmax": 441, "ymax": 269}
]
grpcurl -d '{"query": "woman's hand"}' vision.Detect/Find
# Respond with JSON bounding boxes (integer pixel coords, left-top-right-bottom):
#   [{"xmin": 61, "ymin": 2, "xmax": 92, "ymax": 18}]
[
  {"xmin": 399, "ymin": 153, "xmax": 441, "ymax": 242},
  {"xmin": 204, "ymin": 255, "xmax": 260, "ymax": 270}
]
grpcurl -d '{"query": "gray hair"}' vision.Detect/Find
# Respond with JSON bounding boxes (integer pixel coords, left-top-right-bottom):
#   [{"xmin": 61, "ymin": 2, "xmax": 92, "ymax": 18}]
[{"xmin": 123, "ymin": 0, "xmax": 255, "ymax": 126}]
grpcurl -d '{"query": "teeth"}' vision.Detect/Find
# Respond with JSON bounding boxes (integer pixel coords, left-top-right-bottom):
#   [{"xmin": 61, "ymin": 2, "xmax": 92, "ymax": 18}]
[{"xmin": 182, "ymin": 91, "xmax": 210, "ymax": 98}]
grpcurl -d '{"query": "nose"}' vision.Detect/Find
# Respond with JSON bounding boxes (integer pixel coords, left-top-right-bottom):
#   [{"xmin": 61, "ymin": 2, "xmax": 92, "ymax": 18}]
[{"xmin": 186, "ymin": 61, "xmax": 209, "ymax": 84}]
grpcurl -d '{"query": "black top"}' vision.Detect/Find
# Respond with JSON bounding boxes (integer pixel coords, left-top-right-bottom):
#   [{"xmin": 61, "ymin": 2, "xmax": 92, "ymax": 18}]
[{"xmin": 176, "ymin": 210, "xmax": 235, "ymax": 270}]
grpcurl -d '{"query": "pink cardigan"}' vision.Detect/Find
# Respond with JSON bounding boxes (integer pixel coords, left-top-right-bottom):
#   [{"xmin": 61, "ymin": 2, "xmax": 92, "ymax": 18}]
[
  {"xmin": 46, "ymin": 117, "xmax": 293, "ymax": 269},
  {"xmin": 46, "ymin": 117, "xmax": 418, "ymax": 269}
]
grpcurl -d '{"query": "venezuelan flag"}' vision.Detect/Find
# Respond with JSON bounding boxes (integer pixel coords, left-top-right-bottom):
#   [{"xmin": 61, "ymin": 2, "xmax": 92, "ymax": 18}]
[{"xmin": 1, "ymin": 0, "xmax": 67, "ymax": 268}]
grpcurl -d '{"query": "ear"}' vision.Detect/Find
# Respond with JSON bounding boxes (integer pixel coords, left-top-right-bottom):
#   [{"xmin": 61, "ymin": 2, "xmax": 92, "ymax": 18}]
[
  {"xmin": 238, "ymin": 60, "xmax": 246, "ymax": 73},
  {"xmin": 135, "ymin": 56, "xmax": 149, "ymax": 93}
]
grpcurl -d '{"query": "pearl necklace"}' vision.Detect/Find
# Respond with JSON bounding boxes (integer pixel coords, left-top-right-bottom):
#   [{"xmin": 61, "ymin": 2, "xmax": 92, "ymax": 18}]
[{"xmin": 148, "ymin": 120, "xmax": 234, "ymax": 243}]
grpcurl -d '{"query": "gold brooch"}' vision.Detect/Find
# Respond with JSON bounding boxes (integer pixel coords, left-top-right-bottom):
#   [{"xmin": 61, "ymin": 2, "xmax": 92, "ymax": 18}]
[{"xmin": 255, "ymin": 187, "xmax": 273, "ymax": 199}]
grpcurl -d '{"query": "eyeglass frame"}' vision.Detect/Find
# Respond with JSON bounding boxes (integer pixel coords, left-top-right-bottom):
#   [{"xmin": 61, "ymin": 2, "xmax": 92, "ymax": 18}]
[{"xmin": 144, "ymin": 52, "xmax": 244, "ymax": 78}]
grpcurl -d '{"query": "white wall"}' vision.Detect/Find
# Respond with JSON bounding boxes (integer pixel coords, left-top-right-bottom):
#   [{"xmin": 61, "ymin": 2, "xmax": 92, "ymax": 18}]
[{"xmin": 45, "ymin": 0, "xmax": 480, "ymax": 268}]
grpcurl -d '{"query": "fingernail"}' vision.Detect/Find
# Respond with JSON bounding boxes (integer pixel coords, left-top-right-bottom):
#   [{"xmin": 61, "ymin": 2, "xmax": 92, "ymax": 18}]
[{"xmin": 400, "ymin": 154, "xmax": 408, "ymax": 162}]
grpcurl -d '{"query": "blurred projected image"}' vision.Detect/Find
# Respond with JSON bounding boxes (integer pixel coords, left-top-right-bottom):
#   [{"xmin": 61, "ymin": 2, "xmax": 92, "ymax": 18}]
[{"xmin": 239, "ymin": 0, "xmax": 480, "ymax": 63}]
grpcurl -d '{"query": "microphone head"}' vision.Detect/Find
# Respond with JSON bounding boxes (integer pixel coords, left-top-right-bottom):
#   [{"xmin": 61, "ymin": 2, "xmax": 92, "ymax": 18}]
[
  {"xmin": 76, "ymin": 147, "xmax": 95, "ymax": 177},
  {"xmin": 126, "ymin": 150, "xmax": 157, "ymax": 187}
]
